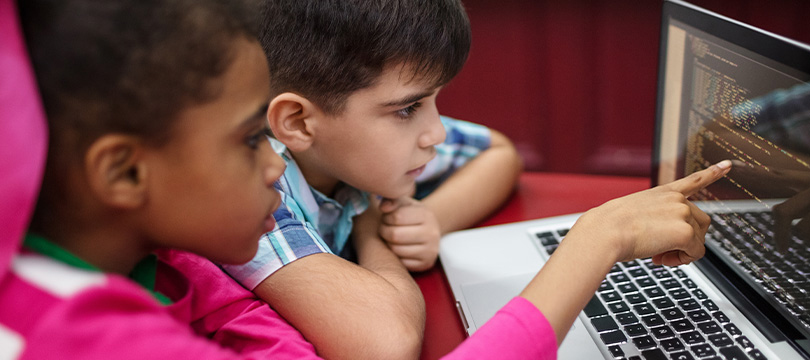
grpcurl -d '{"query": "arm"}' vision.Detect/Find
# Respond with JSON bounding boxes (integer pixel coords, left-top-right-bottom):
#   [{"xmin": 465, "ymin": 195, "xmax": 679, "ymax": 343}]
[
  {"xmin": 519, "ymin": 160, "xmax": 731, "ymax": 343},
  {"xmin": 253, "ymin": 200, "xmax": 425, "ymax": 360},
  {"xmin": 422, "ymin": 128, "xmax": 523, "ymax": 234}
]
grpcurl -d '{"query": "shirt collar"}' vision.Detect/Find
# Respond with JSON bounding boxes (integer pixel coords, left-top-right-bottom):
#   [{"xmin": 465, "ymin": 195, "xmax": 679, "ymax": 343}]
[{"xmin": 23, "ymin": 233, "xmax": 171, "ymax": 305}]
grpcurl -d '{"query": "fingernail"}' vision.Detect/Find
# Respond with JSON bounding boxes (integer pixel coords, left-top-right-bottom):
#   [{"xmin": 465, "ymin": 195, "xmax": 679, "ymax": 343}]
[{"xmin": 715, "ymin": 160, "xmax": 732, "ymax": 170}]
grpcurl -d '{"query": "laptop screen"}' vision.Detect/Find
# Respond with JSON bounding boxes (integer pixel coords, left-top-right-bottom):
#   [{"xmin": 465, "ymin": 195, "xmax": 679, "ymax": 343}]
[{"xmin": 653, "ymin": 0, "xmax": 810, "ymax": 352}]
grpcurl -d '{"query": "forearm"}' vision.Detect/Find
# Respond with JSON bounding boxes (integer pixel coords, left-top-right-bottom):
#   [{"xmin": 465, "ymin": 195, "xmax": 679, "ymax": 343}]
[
  {"xmin": 254, "ymin": 253, "xmax": 424, "ymax": 360},
  {"xmin": 422, "ymin": 130, "xmax": 523, "ymax": 234},
  {"xmin": 519, "ymin": 213, "xmax": 620, "ymax": 344}
]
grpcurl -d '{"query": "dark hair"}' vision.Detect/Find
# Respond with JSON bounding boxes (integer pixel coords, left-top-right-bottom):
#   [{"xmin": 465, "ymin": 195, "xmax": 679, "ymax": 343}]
[
  {"xmin": 19, "ymin": 0, "xmax": 260, "ymax": 227},
  {"xmin": 20, "ymin": 0, "xmax": 260, "ymax": 151},
  {"xmin": 259, "ymin": 0, "xmax": 471, "ymax": 114}
]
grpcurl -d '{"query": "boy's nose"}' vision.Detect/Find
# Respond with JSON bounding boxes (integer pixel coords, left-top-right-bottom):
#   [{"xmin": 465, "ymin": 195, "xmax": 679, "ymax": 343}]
[
  {"xmin": 419, "ymin": 114, "xmax": 446, "ymax": 148},
  {"xmin": 264, "ymin": 151, "xmax": 286, "ymax": 187}
]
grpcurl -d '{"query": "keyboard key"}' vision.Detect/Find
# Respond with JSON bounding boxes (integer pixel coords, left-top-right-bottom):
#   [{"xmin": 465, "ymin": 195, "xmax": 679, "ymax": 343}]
[
  {"xmin": 724, "ymin": 323, "xmax": 742, "ymax": 337},
  {"xmin": 625, "ymin": 292, "xmax": 646, "ymax": 304},
  {"xmin": 670, "ymin": 351, "xmax": 695, "ymax": 360},
  {"xmin": 641, "ymin": 314, "xmax": 665, "ymax": 327},
  {"xmin": 682, "ymin": 331, "xmax": 705, "ymax": 345},
  {"xmin": 702, "ymin": 299, "xmax": 719, "ymax": 311},
  {"xmin": 628, "ymin": 267, "xmax": 648, "ymax": 278},
  {"xmin": 598, "ymin": 281, "xmax": 613, "ymax": 292},
  {"xmin": 673, "ymin": 268, "xmax": 688, "ymax": 278},
  {"xmin": 669, "ymin": 288, "xmax": 691, "ymax": 300},
  {"xmin": 687, "ymin": 309, "xmax": 711, "ymax": 323},
  {"xmin": 652, "ymin": 268, "xmax": 672, "ymax": 279},
  {"xmin": 635, "ymin": 277, "xmax": 656, "ymax": 288},
  {"xmin": 608, "ymin": 345, "xmax": 624, "ymax": 358},
  {"xmin": 591, "ymin": 316, "xmax": 618, "ymax": 332},
  {"xmin": 652, "ymin": 297, "xmax": 675, "ymax": 309},
  {"xmin": 625, "ymin": 323, "xmax": 647, "ymax": 337},
  {"xmin": 670, "ymin": 319, "xmax": 695, "ymax": 332},
  {"xmin": 600, "ymin": 290, "xmax": 621, "ymax": 303},
  {"xmin": 660, "ymin": 338, "xmax": 685, "ymax": 352},
  {"xmin": 584, "ymin": 295, "xmax": 608, "ymax": 317},
  {"xmin": 678, "ymin": 299, "xmax": 701, "ymax": 311},
  {"xmin": 644, "ymin": 286, "xmax": 666, "ymax": 298},
  {"xmin": 693, "ymin": 289, "xmax": 708, "ymax": 300},
  {"xmin": 748, "ymin": 349, "xmax": 768, "ymax": 359},
  {"xmin": 691, "ymin": 344, "xmax": 716, "ymax": 358},
  {"xmin": 632, "ymin": 335, "xmax": 656, "ymax": 349},
  {"xmin": 616, "ymin": 312, "xmax": 639, "ymax": 325},
  {"xmin": 660, "ymin": 278, "xmax": 682, "ymax": 289},
  {"xmin": 616, "ymin": 283, "xmax": 639, "ymax": 294},
  {"xmin": 682, "ymin": 279, "xmax": 698, "ymax": 288},
  {"xmin": 708, "ymin": 333, "xmax": 733, "ymax": 347},
  {"xmin": 719, "ymin": 345, "xmax": 748, "ymax": 360},
  {"xmin": 736, "ymin": 336, "xmax": 754, "ymax": 349},
  {"xmin": 599, "ymin": 329, "xmax": 627, "ymax": 345},
  {"xmin": 697, "ymin": 320, "xmax": 722, "ymax": 335},
  {"xmin": 641, "ymin": 348, "xmax": 667, "ymax": 360},
  {"xmin": 609, "ymin": 272, "xmax": 630, "ymax": 283},
  {"xmin": 608, "ymin": 301, "xmax": 630, "ymax": 313},
  {"xmin": 662, "ymin": 308, "xmax": 685, "ymax": 321},
  {"xmin": 712, "ymin": 310, "xmax": 729, "ymax": 323},
  {"xmin": 535, "ymin": 232, "xmax": 557, "ymax": 246},
  {"xmin": 650, "ymin": 325, "xmax": 675, "ymax": 339},
  {"xmin": 633, "ymin": 303, "xmax": 655, "ymax": 315}
]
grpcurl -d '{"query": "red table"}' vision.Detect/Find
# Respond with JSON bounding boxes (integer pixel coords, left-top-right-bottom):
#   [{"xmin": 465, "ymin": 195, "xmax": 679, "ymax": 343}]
[{"xmin": 414, "ymin": 172, "xmax": 649, "ymax": 359}]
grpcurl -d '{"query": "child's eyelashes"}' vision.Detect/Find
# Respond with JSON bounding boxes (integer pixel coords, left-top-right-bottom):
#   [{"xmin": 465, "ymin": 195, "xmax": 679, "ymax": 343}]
[
  {"xmin": 246, "ymin": 127, "xmax": 273, "ymax": 149},
  {"xmin": 395, "ymin": 102, "xmax": 422, "ymax": 119}
]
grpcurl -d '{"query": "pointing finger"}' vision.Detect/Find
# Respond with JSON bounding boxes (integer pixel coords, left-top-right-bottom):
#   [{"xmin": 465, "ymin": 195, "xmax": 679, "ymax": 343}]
[{"xmin": 664, "ymin": 160, "xmax": 732, "ymax": 197}]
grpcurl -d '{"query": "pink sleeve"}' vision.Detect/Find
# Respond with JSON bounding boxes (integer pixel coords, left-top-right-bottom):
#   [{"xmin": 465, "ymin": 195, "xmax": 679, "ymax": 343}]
[
  {"xmin": 441, "ymin": 297, "xmax": 558, "ymax": 360},
  {"xmin": 158, "ymin": 250, "xmax": 322, "ymax": 359}
]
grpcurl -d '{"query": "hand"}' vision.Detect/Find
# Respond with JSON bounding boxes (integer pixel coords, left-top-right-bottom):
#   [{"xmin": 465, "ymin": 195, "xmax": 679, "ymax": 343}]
[
  {"xmin": 378, "ymin": 196, "xmax": 441, "ymax": 272},
  {"xmin": 572, "ymin": 160, "xmax": 732, "ymax": 266}
]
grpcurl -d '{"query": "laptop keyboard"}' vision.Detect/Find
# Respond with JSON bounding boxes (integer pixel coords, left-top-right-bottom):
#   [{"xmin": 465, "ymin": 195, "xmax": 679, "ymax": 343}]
[
  {"xmin": 534, "ymin": 229, "xmax": 767, "ymax": 360},
  {"xmin": 708, "ymin": 211, "xmax": 810, "ymax": 330}
]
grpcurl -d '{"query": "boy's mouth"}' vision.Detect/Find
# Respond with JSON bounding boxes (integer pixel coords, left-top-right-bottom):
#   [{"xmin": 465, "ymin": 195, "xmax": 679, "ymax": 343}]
[{"xmin": 407, "ymin": 164, "xmax": 426, "ymax": 177}]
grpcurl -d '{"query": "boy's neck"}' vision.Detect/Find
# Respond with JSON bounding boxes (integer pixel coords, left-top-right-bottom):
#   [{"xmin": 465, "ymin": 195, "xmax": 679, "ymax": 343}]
[
  {"xmin": 39, "ymin": 225, "xmax": 152, "ymax": 276},
  {"xmin": 290, "ymin": 151, "xmax": 342, "ymax": 198}
]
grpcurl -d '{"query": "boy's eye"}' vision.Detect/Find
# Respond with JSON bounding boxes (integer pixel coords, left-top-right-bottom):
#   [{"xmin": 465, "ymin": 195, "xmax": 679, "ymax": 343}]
[
  {"xmin": 395, "ymin": 102, "xmax": 422, "ymax": 119},
  {"xmin": 247, "ymin": 127, "xmax": 272, "ymax": 149}
]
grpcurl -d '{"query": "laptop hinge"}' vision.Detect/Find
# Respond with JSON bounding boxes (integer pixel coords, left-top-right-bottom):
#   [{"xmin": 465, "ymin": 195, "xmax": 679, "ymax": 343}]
[{"xmin": 455, "ymin": 301, "xmax": 470, "ymax": 331}]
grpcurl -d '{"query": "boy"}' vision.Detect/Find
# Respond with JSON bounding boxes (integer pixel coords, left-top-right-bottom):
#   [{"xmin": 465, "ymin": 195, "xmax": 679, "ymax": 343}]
[
  {"xmin": 3, "ymin": 0, "xmax": 321, "ymax": 357},
  {"xmin": 220, "ymin": 0, "xmax": 523, "ymax": 358}
]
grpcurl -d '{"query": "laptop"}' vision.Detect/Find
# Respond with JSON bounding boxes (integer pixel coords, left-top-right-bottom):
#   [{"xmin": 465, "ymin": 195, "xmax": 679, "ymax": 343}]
[{"xmin": 439, "ymin": 0, "xmax": 810, "ymax": 359}]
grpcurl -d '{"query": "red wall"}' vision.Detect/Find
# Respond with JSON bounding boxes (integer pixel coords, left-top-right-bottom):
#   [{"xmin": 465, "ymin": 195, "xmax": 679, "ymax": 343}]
[{"xmin": 437, "ymin": 0, "xmax": 810, "ymax": 176}]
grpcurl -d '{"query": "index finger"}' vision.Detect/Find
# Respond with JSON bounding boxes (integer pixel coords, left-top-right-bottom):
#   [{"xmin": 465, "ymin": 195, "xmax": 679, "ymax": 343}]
[{"xmin": 664, "ymin": 160, "xmax": 732, "ymax": 197}]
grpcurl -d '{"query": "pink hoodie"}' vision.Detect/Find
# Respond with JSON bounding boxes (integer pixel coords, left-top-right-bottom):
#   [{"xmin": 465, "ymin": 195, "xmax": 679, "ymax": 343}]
[{"xmin": 0, "ymin": 1, "xmax": 557, "ymax": 358}]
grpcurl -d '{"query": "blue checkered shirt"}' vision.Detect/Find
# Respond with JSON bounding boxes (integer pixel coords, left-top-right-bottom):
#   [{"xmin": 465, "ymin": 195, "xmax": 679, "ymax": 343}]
[{"xmin": 222, "ymin": 116, "xmax": 491, "ymax": 289}]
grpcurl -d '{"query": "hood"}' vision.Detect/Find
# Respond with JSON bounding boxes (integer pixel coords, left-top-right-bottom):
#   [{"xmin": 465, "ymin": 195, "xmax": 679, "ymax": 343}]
[{"xmin": 0, "ymin": 0, "xmax": 48, "ymax": 279}]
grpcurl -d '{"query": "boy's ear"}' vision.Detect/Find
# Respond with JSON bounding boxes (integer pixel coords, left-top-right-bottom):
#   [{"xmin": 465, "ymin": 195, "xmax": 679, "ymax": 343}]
[
  {"xmin": 267, "ymin": 92, "xmax": 320, "ymax": 152},
  {"xmin": 83, "ymin": 135, "xmax": 147, "ymax": 209}
]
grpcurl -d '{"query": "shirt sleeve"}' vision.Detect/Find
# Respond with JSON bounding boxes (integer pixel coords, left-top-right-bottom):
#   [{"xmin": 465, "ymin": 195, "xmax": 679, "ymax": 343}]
[
  {"xmin": 415, "ymin": 116, "xmax": 492, "ymax": 199},
  {"xmin": 441, "ymin": 296, "xmax": 558, "ymax": 360},
  {"xmin": 21, "ymin": 270, "xmax": 322, "ymax": 360},
  {"xmin": 220, "ymin": 188, "xmax": 332, "ymax": 290}
]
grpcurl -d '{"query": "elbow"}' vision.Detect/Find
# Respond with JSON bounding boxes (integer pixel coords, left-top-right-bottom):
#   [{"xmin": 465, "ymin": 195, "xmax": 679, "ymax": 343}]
[{"xmin": 351, "ymin": 323, "xmax": 423, "ymax": 360}]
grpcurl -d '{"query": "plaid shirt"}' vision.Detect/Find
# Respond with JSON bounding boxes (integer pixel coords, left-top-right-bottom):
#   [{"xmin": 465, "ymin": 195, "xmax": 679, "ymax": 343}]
[{"xmin": 222, "ymin": 116, "xmax": 491, "ymax": 290}]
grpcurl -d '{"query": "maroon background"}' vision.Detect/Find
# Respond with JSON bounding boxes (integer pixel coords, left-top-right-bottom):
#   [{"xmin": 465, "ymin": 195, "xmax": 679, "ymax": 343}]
[{"xmin": 437, "ymin": 0, "xmax": 810, "ymax": 177}]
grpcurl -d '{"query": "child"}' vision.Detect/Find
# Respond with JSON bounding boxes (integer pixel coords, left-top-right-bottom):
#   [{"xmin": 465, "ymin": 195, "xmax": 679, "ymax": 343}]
[
  {"xmin": 2, "ymin": 0, "xmax": 321, "ymax": 357},
  {"xmin": 219, "ymin": 0, "xmax": 522, "ymax": 358}
]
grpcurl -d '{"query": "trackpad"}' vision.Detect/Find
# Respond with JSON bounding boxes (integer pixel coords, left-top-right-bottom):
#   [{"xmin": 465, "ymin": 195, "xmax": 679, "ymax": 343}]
[{"xmin": 462, "ymin": 273, "xmax": 606, "ymax": 359}]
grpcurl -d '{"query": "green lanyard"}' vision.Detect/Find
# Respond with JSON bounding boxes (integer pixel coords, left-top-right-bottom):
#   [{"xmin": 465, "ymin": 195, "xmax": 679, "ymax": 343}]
[{"xmin": 23, "ymin": 234, "xmax": 172, "ymax": 305}]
